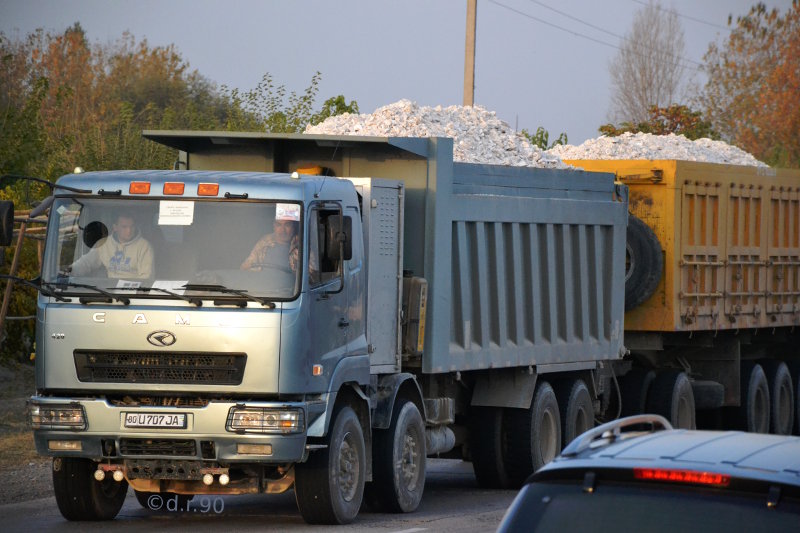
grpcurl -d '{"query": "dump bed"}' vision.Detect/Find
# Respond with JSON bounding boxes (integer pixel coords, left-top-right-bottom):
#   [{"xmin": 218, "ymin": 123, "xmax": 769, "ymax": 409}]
[
  {"xmin": 145, "ymin": 132, "xmax": 628, "ymax": 374},
  {"xmin": 564, "ymin": 159, "xmax": 800, "ymax": 333}
]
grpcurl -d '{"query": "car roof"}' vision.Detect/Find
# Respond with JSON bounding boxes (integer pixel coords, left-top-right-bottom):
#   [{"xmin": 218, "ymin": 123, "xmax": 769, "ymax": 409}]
[{"xmin": 536, "ymin": 416, "xmax": 800, "ymax": 487}]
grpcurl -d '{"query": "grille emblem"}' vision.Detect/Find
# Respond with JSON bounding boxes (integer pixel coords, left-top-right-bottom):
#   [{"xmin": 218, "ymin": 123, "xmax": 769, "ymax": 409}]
[{"xmin": 147, "ymin": 331, "xmax": 176, "ymax": 347}]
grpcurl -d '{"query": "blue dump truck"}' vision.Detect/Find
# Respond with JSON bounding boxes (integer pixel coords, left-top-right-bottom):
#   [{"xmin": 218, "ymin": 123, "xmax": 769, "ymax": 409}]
[{"xmin": 1, "ymin": 133, "xmax": 628, "ymax": 524}]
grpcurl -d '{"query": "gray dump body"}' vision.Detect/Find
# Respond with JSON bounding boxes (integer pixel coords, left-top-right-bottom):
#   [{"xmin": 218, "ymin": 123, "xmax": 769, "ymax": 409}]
[{"xmin": 145, "ymin": 132, "xmax": 628, "ymax": 375}]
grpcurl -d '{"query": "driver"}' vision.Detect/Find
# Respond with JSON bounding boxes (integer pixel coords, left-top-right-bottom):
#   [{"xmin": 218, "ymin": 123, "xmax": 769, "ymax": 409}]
[
  {"xmin": 241, "ymin": 218, "xmax": 300, "ymax": 272},
  {"xmin": 69, "ymin": 213, "xmax": 154, "ymax": 279}
]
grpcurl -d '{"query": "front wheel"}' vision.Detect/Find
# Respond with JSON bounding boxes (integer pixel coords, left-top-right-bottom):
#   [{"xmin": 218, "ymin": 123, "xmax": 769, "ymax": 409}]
[
  {"xmin": 295, "ymin": 405, "xmax": 365, "ymax": 524},
  {"xmin": 367, "ymin": 399, "xmax": 426, "ymax": 513},
  {"xmin": 52, "ymin": 457, "xmax": 128, "ymax": 521}
]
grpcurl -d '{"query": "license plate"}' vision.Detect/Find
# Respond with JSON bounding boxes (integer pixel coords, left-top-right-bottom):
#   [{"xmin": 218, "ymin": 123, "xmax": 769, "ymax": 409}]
[{"xmin": 124, "ymin": 413, "xmax": 186, "ymax": 428}]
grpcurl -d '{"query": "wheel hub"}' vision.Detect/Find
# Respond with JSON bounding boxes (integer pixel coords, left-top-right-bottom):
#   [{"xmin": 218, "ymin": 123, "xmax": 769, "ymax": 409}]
[
  {"xmin": 400, "ymin": 433, "xmax": 420, "ymax": 487},
  {"xmin": 337, "ymin": 433, "xmax": 359, "ymax": 502}
]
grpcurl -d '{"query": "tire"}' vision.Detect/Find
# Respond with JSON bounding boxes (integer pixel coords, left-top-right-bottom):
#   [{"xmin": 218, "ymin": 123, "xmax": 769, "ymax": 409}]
[
  {"xmin": 790, "ymin": 362, "xmax": 800, "ymax": 436},
  {"xmin": 0, "ymin": 200, "xmax": 13, "ymax": 247},
  {"xmin": 134, "ymin": 490, "xmax": 194, "ymax": 511},
  {"xmin": 556, "ymin": 379, "xmax": 594, "ymax": 448},
  {"xmin": 366, "ymin": 399, "xmax": 426, "ymax": 513},
  {"xmin": 52, "ymin": 457, "xmax": 128, "ymax": 521},
  {"xmin": 618, "ymin": 367, "xmax": 656, "ymax": 417},
  {"xmin": 760, "ymin": 360, "xmax": 794, "ymax": 435},
  {"xmin": 646, "ymin": 370, "xmax": 696, "ymax": 429},
  {"xmin": 469, "ymin": 406, "xmax": 511, "ymax": 489},
  {"xmin": 726, "ymin": 362, "xmax": 770, "ymax": 433},
  {"xmin": 504, "ymin": 381, "xmax": 561, "ymax": 487},
  {"xmin": 295, "ymin": 405, "xmax": 365, "ymax": 525},
  {"xmin": 625, "ymin": 214, "xmax": 663, "ymax": 311}
]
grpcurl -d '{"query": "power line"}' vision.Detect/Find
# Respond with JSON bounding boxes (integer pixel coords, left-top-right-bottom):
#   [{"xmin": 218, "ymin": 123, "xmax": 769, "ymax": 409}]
[
  {"xmin": 631, "ymin": 0, "xmax": 731, "ymax": 31},
  {"xmin": 525, "ymin": 0, "xmax": 703, "ymax": 67},
  {"xmin": 488, "ymin": 0, "xmax": 703, "ymax": 73}
]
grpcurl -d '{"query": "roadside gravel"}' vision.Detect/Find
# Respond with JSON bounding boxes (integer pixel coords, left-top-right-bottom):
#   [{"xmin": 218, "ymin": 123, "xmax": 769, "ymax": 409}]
[{"xmin": 0, "ymin": 364, "xmax": 52, "ymax": 505}]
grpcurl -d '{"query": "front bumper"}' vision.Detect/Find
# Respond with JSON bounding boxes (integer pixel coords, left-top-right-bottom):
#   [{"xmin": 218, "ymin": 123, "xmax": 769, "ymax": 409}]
[{"xmin": 30, "ymin": 395, "xmax": 327, "ymax": 463}]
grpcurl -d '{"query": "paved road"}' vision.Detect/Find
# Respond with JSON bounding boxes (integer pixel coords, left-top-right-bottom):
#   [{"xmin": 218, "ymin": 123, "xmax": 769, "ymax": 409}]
[{"xmin": 0, "ymin": 459, "xmax": 517, "ymax": 532}]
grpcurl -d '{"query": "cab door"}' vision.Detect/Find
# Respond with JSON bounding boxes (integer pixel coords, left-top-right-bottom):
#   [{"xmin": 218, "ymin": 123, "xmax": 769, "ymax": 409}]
[{"xmin": 307, "ymin": 204, "xmax": 349, "ymax": 371}]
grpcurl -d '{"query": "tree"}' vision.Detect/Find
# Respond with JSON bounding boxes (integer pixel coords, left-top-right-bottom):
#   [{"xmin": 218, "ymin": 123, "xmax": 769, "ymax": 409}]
[
  {"xmin": 599, "ymin": 104, "xmax": 718, "ymax": 140},
  {"xmin": 221, "ymin": 72, "xmax": 359, "ymax": 133},
  {"xmin": 608, "ymin": 1, "xmax": 688, "ymax": 124},
  {"xmin": 699, "ymin": 1, "xmax": 800, "ymax": 168},
  {"xmin": 520, "ymin": 126, "xmax": 568, "ymax": 150}
]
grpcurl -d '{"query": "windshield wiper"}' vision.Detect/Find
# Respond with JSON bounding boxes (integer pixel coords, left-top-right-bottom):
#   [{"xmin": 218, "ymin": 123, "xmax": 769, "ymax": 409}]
[
  {"xmin": 181, "ymin": 283, "xmax": 276, "ymax": 308},
  {"xmin": 43, "ymin": 281, "xmax": 130, "ymax": 305},
  {"xmin": 0, "ymin": 275, "xmax": 70, "ymax": 302},
  {"xmin": 133, "ymin": 286, "xmax": 203, "ymax": 307}
]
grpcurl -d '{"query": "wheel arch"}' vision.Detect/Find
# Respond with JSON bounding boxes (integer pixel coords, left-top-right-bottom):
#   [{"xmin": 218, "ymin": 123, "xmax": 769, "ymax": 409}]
[{"xmin": 372, "ymin": 373, "xmax": 425, "ymax": 430}]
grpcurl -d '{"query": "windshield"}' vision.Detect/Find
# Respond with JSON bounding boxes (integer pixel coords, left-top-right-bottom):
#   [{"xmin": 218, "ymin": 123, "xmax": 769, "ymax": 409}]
[{"xmin": 42, "ymin": 197, "xmax": 303, "ymax": 300}]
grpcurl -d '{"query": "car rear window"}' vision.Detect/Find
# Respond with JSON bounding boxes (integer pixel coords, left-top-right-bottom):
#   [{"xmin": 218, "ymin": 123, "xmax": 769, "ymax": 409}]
[{"xmin": 500, "ymin": 480, "xmax": 800, "ymax": 533}]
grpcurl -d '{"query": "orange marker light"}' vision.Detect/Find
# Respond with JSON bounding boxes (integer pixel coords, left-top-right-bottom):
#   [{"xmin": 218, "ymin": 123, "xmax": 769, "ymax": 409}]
[
  {"xmin": 129, "ymin": 182, "xmax": 151, "ymax": 194},
  {"xmin": 163, "ymin": 182, "xmax": 185, "ymax": 195},
  {"xmin": 312, "ymin": 364, "xmax": 323, "ymax": 376},
  {"xmin": 197, "ymin": 183, "xmax": 219, "ymax": 196}
]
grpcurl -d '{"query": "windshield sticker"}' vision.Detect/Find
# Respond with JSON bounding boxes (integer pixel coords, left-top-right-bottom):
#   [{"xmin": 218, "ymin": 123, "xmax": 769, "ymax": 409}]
[
  {"xmin": 115, "ymin": 280, "xmax": 141, "ymax": 289},
  {"xmin": 153, "ymin": 280, "xmax": 188, "ymax": 295},
  {"xmin": 159, "ymin": 201, "xmax": 194, "ymax": 225},
  {"xmin": 276, "ymin": 203, "xmax": 300, "ymax": 222}
]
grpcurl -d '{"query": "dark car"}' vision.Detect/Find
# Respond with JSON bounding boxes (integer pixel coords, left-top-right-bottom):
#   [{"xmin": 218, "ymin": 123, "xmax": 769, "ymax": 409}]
[{"xmin": 497, "ymin": 415, "xmax": 800, "ymax": 533}]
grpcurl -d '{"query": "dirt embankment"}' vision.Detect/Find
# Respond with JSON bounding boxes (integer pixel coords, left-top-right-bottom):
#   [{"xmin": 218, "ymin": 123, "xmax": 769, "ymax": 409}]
[{"xmin": 0, "ymin": 364, "xmax": 52, "ymax": 505}]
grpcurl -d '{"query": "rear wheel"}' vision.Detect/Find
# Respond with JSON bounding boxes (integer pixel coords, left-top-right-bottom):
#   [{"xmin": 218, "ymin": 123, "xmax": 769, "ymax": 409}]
[
  {"xmin": 727, "ymin": 362, "xmax": 770, "ymax": 433},
  {"xmin": 646, "ymin": 370, "xmax": 696, "ymax": 429},
  {"xmin": 618, "ymin": 367, "xmax": 656, "ymax": 417},
  {"xmin": 295, "ymin": 405, "xmax": 365, "ymax": 524},
  {"xmin": 789, "ymin": 362, "xmax": 800, "ymax": 436},
  {"xmin": 469, "ymin": 406, "xmax": 511, "ymax": 489},
  {"xmin": 367, "ymin": 399, "xmax": 426, "ymax": 513},
  {"xmin": 556, "ymin": 379, "xmax": 594, "ymax": 448},
  {"xmin": 52, "ymin": 457, "xmax": 128, "ymax": 521},
  {"xmin": 760, "ymin": 360, "xmax": 794, "ymax": 435},
  {"xmin": 504, "ymin": 381, "xmax": 561, "ymax": 487}
]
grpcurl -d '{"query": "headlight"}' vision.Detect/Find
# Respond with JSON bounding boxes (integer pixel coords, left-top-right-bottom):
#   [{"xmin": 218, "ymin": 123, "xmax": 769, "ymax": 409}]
[
  {"xmin": 30, "ymin": 404, "xmax": 87, "ymax": 430},
  {"xmin": 226, "ymin": 406, "xmax": 304, "ymax": 434}
]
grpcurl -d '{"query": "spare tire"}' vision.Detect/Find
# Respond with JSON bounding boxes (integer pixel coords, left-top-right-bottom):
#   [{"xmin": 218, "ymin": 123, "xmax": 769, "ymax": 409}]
[{"xmin": 625, "ymin": 214, "xmax": 663, "ymax": 311}]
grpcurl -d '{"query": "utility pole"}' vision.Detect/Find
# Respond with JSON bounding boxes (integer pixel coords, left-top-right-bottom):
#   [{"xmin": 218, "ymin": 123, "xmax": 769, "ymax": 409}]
[{"xmin": 463, "ymin": 0, "xmax": 477, "ymax": 106}]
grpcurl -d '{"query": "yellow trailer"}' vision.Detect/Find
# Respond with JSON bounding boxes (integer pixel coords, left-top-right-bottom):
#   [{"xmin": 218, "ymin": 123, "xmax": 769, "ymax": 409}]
[{"xmin": 565, "ymin": 158, "xmax": 800, "ymax": 436}]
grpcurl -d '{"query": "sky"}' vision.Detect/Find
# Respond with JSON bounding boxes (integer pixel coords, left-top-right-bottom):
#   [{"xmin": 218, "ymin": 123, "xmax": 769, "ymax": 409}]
[{"xmin": 0, "ymin": 0, "xmax": 793, "ymax": 144}]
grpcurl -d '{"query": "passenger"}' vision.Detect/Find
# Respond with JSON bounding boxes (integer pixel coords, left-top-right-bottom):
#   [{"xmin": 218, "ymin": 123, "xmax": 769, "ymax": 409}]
[
  {"xmin": 240, "ymin": 219, "xmax": 300, "ymax": 273},
  {"xmin": 69, "ymin": 213, "xmax": 154, "ymax": 279}
]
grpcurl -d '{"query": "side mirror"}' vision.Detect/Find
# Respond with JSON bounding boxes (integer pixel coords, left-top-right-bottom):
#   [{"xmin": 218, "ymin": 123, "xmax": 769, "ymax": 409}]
[
  {"xmin": 325, "ymin": 215, "xmax": 352, "ymax": 262},
  {"xmin": 0, "ymin": 200, "xmax": 14, "ymax": 246}
]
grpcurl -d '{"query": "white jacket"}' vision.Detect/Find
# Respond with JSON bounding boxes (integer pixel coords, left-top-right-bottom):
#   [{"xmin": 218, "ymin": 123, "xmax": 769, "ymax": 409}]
[{"xmin": 71, "ymin": 232, "xmax": 154, "ymax": 279}]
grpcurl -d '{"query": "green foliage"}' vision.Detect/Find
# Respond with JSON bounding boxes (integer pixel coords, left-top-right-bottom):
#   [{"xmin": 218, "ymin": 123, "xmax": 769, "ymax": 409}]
[
  {"xmin": 598, "ymin": 104, "xmax": 719, "ymax": 140},
  {"xmin": 220, "ymin": 72, "xmax": 358, "ymax": 133},
  {"xmin": 310, "ymin": 95, "xmax": 359, "ymax": 126},
  {"xmin": 520, "ymin": 126, "xmax": 568, "ymax": 150}
]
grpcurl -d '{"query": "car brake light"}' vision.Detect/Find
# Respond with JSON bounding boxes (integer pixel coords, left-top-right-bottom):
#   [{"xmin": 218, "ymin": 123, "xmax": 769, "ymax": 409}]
[{"xmin": 634, "ymin": 468, "xmax": 730, "ymax": 487}]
